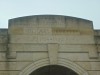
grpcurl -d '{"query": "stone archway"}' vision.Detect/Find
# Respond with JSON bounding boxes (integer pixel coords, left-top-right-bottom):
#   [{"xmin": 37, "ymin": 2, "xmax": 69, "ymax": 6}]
[
  {"xmin": 19, "ymin": 58, "xmax": 89, "ymax": 75},
  {"xmin": 29, "ymin": 65, "xmax": 78, "ymax": 75}
]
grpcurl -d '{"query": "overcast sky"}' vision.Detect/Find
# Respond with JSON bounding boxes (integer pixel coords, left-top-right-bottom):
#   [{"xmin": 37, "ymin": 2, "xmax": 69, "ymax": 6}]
[{"xmin": 0, "ymin": 0, "xmax": 100, "ymax": 29}]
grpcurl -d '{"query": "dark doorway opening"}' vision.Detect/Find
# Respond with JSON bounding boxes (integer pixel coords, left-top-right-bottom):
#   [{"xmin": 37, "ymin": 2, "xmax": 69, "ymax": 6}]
[{"xmin": 29, "ymin": 65, "xmax": 78, "ymax": 75}]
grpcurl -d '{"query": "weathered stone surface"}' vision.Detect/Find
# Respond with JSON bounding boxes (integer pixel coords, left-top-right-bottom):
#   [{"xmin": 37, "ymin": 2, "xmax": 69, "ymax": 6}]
[
  {"xmin": 0, "ymin": 62, "xmax": 31, "ymax": 70},
  {"xmin": 0, "ymin": 35, "xmax": 7, "ymax": 43},
  {"xmin": 0, "ymin": 71, "xmax": 19, "ymax": 75},
  {"xmin": 9, "ymin": 27, "xmax": 52, "ymax": 35},
  {"xmin": 76, "ymin": 62, "xmax": 100, "ymax": 70},
  {"xmin": 48, "ymin": 44, "xmax": 59, "ymax": 64},
  {"xmin": 88, "ymin": 71, "xmax": 100, "ymax": 75},
  {"xmin": 0, "ymin": 15, "xmax": 100, "ymax": 75},
  {"xmin": 59, "ymin": 53, "xmax": 100, "ymax": 61},
  {"xmin": 6, "ymin": 51, "xmax": 16, "ymax": 59},
  {"xmin": 8, "ymin": 44, "xmax": 47, "ymax": 51},
  {"xmin": 33, "ymin": 52, "xmax": 48, "ymax": 61},
  {"xmin": 59, "ymin": 44, "xmax": 98, "ymax": 52},
  {"xmin": 0, "ymin": 44, "xmax": 7, "ymax": 51}
]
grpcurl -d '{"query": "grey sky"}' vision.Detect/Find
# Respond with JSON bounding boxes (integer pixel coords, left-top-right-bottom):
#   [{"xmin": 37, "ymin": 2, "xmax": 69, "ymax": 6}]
[{"xmin": 0, "ymin": 0, "xmax": 100, "ymax": 29}]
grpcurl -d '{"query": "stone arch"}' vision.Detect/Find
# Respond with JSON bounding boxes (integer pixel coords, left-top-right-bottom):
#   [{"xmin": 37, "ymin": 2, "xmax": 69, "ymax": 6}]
[
  {"xmin": 29, "ymin": 65, "xmax": 78, "ymax": 75},
  {"xmin": 19, "ymin": 58, "xmax": 89, "ymax": 75}
]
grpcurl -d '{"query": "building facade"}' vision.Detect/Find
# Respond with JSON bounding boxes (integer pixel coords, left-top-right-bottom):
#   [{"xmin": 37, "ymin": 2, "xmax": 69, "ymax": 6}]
[{"xmin": 0, "ymin": 15, "xmax": 100, "ymax": 75}]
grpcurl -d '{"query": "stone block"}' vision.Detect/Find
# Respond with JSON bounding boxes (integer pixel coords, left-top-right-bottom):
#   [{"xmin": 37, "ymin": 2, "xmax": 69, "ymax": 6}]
[
  {"xmin": 8, "ymin": 27, "xmax": 24, "ymax": 35},
  {"xmin": 33, "ymin": 52, "xmax": 48, "ymax": 61},
  {"xmin": 34, "ymin": 16, "xmax": 66, "ymax": 28},
  {"xmin": 8, "ymin": 44, "xmax": 47, "ymax": 51},
  {"xmin": 0, "ymin": 44, "xmax": 7, "ymax": 51},
  {"xmin": 88, "ymin": 71, "xmax": 100, "ymax": 75},
  {"xmin": 98, "ymin": 45, "xmax": 100, "ymax": 52},
  {"xmin": 16, "ymin": 52, "xmax": 33, "ymax": 61},
  {"xmin": 0, "ymin": 71, "xmax": 19, "ymax": 75},
  {"xmin": 59, "ymin": 45, "xmax": 84, "ymax": 52},
  {"xmin": 0, "ymin": 53, "xmax": 6, "ymax": 61},
  {"xmin": 80, "ymin": 29, "xmax": 94, "ymax": 35},
  {"xmin": 65, "ymin": 18, "xmax": 79, "ymax": 29},
  {"xmin": 77, "ymin": 35, "xmax": 95, "ymax": 44},
  {"xmin": 38, "ymin": 35, "xmax": 95, "ymax": 44},
  {"xmin": 9, "ymin": 27, "xmax": 52, "ymax": 35},
  {"xmin": 9, "ymin": 35, "xmax": 38, "ymax": 43},
  {"xmin": 51, "ymin": 17, "xmax": 66, "ymax": 27},
  {"xmin": 76, "ymin": 62, "xmax": 100, "ymax": 70},
  {"xmin": 9, "ymin": 17, "xmax": 39, "ymax": 28},
  {"xmin": 9, "ymin": 34, "xmax": 95, "ymax": 44},
  {"xmin": 24, "ymin": 27, "xmax": 37, "ymax": 34},
  {"xmin": 48, "ymin": 44, "xmax": 59, "ymax": 64},
  {"xmin": 52, "ymin": 27, "xmax": 80, "ymax": 35},
  {"xmin": 0, "ymin": 36, "xmax": 7, "ymax": 43},
  {"xmin": 6, "ymin": 51, "xmax": 16, "ymax": 59},
  {"xmin": 90, "ymin": 62, "xmax": 100, "ymax": 70},
  {"xmin": 82, "ymin": 45, "xmax": 99, "ymax": 59},
  {"xmin": 37, "ymin": 18, "xmax": 52, "ymax": 28},
  {"xmin": 88, "ymin": 48, "xmax": 99, "ymax": 59},
  {"xmin": 38, "ymin": 28, "xmax": 52, "ymax": 35},
  {"xmin": 79, "ymin": 20, "xmax": 93, "ymax": 29},
  {"xmin": 59, "ymin": 53, "xmax": 100, "ymax": 61},
  {"xmin": 0, "ymin": 62, "xmax": 31, "ymax": 70},
  {"xmin": 59, "ymin": 44, "xmax": 98, "ymax": 53}
]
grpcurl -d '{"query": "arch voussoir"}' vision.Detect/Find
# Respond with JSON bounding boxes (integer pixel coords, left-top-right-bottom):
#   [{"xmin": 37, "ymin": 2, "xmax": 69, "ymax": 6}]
[{"xmin": 19, "ymin": 58, "xmax": 89, "ymax": 75}]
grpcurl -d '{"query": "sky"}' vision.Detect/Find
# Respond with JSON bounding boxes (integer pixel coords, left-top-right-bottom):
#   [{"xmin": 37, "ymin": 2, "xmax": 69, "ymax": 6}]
[{"xmin": 0, "ymin": 0, "xmax": 100, "ymax": 29}]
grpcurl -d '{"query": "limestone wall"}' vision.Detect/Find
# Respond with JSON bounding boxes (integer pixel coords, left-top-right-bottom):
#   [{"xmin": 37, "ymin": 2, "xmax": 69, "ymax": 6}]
[{"xmin": 0, "ymin": 15, "xmax": 100, "ymax": 75}]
